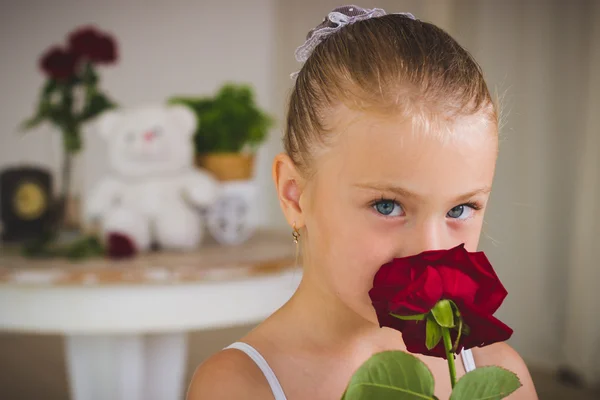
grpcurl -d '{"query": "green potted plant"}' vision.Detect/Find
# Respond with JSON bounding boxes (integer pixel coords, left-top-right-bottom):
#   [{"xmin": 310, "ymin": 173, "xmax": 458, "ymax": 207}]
[{"xmin": 169, "ymin": 83, "xmax": 273, "ymax": 181}]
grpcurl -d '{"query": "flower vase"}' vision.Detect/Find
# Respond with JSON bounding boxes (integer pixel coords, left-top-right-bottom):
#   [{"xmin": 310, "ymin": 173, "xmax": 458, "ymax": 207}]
[
  {"xmin": 54, "ymin": 150, "xmax": 84, "ymax": 242},
  {"xmin": 64, "ymin": 151, "xmax": 84, "ymax": 231}
]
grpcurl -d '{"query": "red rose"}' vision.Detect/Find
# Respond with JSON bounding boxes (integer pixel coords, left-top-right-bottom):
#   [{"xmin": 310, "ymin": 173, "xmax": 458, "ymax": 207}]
[
  {"xmin": 39, "ymin": 46, "xmax": 79, "ymax": 80},
  {"xmin": 369, "ymin": 244, "xmax": 513, "ymax": 358},
  {"xmin": 107, "ymin": 232, "xmax": 137, "ymax": 259},
  {"xmin": 68, "ymin": 26, "xmax": 117, "ymax": 64}
]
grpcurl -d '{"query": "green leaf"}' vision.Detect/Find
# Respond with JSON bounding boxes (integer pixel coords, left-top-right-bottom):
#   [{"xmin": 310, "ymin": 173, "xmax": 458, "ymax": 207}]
[
  {"xmin": 449, "ymin": 366, "xmax": 522, "ymax": 400},
  {"xmin": 447, "ymin": 299, "xmax": 461, "ymax": 317},
  {"xmin": 452, "ymin": 317, "xmax": 464, "ymax": 352},
  {"xmin": 21, "ymin": 80, "xmax": 59, "ymax": 131},
  {"xmin": 461, "ymin": 324, "xmax": 471, "ymax": 336},
  {"xmin": 431, "ymin": 300, "xmax": 455, "ymax": 328},
  {"xmin": 64, "ymin": 130, "xmax": 82, "ymax": 153},
  {"xmin": 64, "ymin": 235, "xmax": 105, "ymax": 260},
  {"xmin": 42, "ymin": 79, "xmax": 58, "ymax": 96},
  {"xmin": 426, "ymin": 317, "xmax": 442, "ymax": 350},
  {"xmin": 391, "ymin": 313, "xmax": 427, "ymax": 321},
  {"xmin": 81, "ymin": 62, "xmax": 99, "ymax": 86},
  {"xmin": 342, "ymin": 350, "xmax": 436, "ymax": 400},
  {"xmin": 79, "ymin": 91, "xmax": 116, "ymax": 121},
  {"xmin": 21, "ymin": 114, "xmax": 46, "ymax": 131}
]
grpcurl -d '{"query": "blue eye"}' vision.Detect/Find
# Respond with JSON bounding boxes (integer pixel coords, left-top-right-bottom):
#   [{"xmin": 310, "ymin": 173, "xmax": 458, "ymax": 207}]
[
  {"xmin": 447, "ymin": 203, "xmax": 480, "ymax": 220},
  {"xmin": 447, "ymin": 205, "xmax": 465, "ymax": 218},
  {"xmin": 373, "ymin": 199, "xmax": 403, "ymax": 217}
]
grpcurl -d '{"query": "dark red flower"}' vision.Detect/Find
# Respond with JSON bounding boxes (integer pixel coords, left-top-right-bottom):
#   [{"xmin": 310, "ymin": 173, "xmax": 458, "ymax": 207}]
[
  {"xmin": 371, "ymin": 262, "xmax": 443, "ymax": 316},
  {"xmin": 107, "ymin": 232, "xmax": 137, "ymax": 259},
  {"xmin": 369, "ymin": 244, "xmax": 513, "ymax": 358},
  {"xmin": 68, "ymin": 26, "xmax": 117, "ymax": 64},
  {"xmin": 39, "ymin": 46, "xmax": 79, "ymax": 80}
]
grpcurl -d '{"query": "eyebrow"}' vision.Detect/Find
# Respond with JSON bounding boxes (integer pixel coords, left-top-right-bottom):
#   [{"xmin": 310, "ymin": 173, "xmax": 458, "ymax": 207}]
[{"xmin": 353, "ymin": 183, "xmax": 492, "ymax": 202}]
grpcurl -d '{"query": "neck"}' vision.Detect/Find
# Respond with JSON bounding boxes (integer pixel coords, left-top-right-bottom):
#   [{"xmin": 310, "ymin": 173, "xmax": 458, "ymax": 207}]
[{"xmin": 274, "ymin": 270, "xmax": 389, "ymax": 354}]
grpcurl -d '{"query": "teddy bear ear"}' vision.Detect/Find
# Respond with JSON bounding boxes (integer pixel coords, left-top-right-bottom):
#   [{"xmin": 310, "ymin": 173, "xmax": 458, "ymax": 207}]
[
  {"xmin": 168, "ymin": 104, "xmax": 197, "ymax": 136},
  {"xmin": 95, "ymin": 109, "xmax": 122, "ymax": 140}
]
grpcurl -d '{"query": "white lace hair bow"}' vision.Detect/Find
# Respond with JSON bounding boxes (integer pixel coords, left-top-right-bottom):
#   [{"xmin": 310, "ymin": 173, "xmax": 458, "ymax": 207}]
[{"xmin": 291, "ymin": 5, "xmax": 416, "ymax": 79}]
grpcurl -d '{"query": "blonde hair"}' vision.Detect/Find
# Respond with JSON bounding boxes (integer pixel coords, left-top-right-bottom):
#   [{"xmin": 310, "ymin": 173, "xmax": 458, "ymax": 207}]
[{"xmin": 284, "ymin": 13, "xmax": 497, "ymax": 176}]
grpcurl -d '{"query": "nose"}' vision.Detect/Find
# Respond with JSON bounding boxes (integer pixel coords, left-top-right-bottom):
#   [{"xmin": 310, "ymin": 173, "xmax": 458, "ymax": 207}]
[
  {"xmin": 404, "ymin": 220, "xmax": 446, "ymax": 256},
  {"xmin": 144, "ymin": 131, "xmax": 154, "ymax": 142}
]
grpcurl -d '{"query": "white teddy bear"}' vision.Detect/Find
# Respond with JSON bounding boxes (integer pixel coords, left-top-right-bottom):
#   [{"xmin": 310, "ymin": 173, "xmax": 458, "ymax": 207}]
[{"xmin": 84, "ymin": 104, "xmax": 220, "ymax": 256}]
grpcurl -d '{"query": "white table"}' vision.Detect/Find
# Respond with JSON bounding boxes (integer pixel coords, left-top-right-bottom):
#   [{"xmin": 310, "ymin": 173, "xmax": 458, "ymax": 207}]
[{"xmin": 0, "ymin": 231, "xmax": 302, "ymax": 400}]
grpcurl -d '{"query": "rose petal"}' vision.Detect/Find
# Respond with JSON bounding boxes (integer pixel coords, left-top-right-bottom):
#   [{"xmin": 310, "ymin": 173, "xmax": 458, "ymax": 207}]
[
  {"xmin": 372, "ymin": 259, "xmax": 412, "ymax": 287},
  {"xmin": 68, "ymin": 26, "xmax": 118, "ymax": 64},
  {"xmin": 388, "ymin": 266, "xmax": 442, "ymax": 314},
  {"xmin": 437, "ymin": 266, "xmax": 478, "ymax": 305},
  {"xmin": 459, "ymin": 302, "xmax": 513, "ymax": 349},
  {"xmin": 438, "ymin": 245, "xmax": 508, "ymax": 314},
  {"xmin": 370, "ymin": 264, "xmax": 443, "ymax": 316},
  {"xmin": 466, "ymin": 252, "xmax": 508, "ymax": 313},
  {"xmin": 39, "ymin": 46, "xmax": 79, "ymax": 80}
]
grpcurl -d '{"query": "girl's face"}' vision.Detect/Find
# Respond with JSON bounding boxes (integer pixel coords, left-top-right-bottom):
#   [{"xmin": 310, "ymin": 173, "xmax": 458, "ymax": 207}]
[{"xmin": 296, "ymin": 106, "xmax": 498, "ymax": 324}]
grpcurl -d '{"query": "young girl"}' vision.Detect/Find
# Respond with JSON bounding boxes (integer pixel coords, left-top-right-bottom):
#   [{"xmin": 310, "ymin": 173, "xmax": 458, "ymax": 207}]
[{"xmin": 188, "ymin": 5, "xmax": 538, "ymax": 399}]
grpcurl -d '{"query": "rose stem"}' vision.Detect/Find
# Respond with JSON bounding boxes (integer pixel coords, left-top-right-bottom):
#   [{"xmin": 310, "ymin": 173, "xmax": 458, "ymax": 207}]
[{"xmin": 442, "ymin": 327, "xmax": 457, "ymax": 388}]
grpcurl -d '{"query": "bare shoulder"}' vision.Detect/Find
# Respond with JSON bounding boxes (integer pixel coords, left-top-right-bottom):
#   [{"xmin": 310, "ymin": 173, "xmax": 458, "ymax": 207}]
[
  {"xmin": 186, "ymin": 348, "xmax": 273, "ymax": 400},
  {"xmin": 473, "ymin": 342, "xmax": 539, "ymax": 399}
]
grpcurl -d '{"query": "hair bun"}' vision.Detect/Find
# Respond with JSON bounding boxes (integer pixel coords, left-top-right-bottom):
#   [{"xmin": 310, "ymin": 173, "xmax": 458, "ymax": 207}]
[
  {"xmin": 306, "ymin": 5, "xmax": 375, "ymax": 40},
  {"xmin": 291, "ymin": 5, "xmax": 416, "ymax": 79},
  {"xmin": 295, "ymin": 6, "xmax": 387, "ymax": 65}
]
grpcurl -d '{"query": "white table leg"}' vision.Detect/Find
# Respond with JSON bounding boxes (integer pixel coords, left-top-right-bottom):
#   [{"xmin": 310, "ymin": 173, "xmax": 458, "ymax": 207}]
[
  {"xmin": 144, "ymin": 332, "xmax": 188, "ymax": 400},
  {"xmin": 65, "ymin": 332, "xmax": 188, "ymax": 400}
]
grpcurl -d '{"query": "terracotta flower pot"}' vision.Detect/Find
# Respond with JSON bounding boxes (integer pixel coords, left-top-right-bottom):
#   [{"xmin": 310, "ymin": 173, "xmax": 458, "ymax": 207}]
[{"xmin": 196, "ymin": 153, "xmax": 255, "ymax": 181}]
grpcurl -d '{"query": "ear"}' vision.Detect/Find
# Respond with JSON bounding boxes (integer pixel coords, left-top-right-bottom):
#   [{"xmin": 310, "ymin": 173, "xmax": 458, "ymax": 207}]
[
  {"xmin": 168, "ymin": 104, "xmax": 197, "ymax": 136},
  {"xmin": 272, "ymin": 152, "xmax": 305, "ymax": 229},
  {"xmin": 95, "ymin": 109, "xmax": 122, "ymax": 140}
]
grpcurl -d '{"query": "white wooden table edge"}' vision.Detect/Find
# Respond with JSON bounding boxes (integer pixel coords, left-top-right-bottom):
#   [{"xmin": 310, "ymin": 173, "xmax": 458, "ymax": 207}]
[{"xmin": 0, "ymin": 268, "xmax": 301, "ymax": 334}]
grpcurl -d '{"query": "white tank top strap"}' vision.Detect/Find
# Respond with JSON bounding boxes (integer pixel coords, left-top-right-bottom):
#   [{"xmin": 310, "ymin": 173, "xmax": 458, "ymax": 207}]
[
  {"xmin": 224, "ymin": 341, "xmax": 474, "ymax": 399},
  {"xmin": 224, "ymin": 342, "xmax": 287, "ymax": 400},
  {"xmin": 461, "ymin": 348, "xmax": 477, "ymax": 372}
]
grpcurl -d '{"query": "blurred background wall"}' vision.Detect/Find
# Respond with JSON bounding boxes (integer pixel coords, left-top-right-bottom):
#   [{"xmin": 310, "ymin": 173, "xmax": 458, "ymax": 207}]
[{"xmin": 1, "ymin": 0, "xmax": 598, "ymax": 398}]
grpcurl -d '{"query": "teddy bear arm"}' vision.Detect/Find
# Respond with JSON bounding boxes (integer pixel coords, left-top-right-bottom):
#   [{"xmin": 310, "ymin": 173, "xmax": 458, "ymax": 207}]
[
  {"xmin": 84, "ymin": 177, "xmax": 123, "ymax": 221},
  {"xmin": 182, "ymin": 171, "xmax": 220, "ymax": 207}
]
